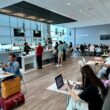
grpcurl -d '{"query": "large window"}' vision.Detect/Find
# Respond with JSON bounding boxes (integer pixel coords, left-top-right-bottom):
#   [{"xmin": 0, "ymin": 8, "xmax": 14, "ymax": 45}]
[{"xmin": 0, "ymin": 14, "xmax": 47, "ymax": 52}]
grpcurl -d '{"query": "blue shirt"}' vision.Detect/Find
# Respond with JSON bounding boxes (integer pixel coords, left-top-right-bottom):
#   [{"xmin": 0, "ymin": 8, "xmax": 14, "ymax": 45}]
[{"xmin": 3, "ymin": 60, "xmax": 22, "ymax": 77}]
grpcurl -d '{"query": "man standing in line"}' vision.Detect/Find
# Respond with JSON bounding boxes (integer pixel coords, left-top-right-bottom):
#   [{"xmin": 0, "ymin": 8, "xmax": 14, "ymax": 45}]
[{"xmin": 36, "ymin": 43, "xmax": 43, "ymax": 69}]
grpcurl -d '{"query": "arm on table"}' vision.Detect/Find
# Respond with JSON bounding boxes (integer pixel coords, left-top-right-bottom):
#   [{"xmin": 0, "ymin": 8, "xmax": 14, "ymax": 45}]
[{"xmin": 65, "ymin": 83, "xmax": 81, "ymax": 101}]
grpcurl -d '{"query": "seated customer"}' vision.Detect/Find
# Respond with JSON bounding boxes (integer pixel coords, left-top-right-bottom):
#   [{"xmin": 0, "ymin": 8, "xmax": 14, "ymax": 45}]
[
  {"xmin": 1, "ymin": 53, "xmax": 22, "ymax": 78},
  {"xmin": 66, "ymin": 65, "xmax": 107, "ymax": 110},
  {"xmin": 98, "ymin": 51, "xmax": 110, "ymax": 79}
]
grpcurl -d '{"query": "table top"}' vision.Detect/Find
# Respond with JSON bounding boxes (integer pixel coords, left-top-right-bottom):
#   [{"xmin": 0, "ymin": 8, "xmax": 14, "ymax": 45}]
[
  {"xmin": 0, "ymin": 71, "xmax": 14, "ymax": 79},
  {"xmin": 47, "ymin": 81, "xmax": 82, "ymax": 95},
  {"xmin": 102, "ymin": 54, "xmax": 109, "ymax": 57},
  {"xmin": 86, "ymin": 60, "xmax": 103, "ymax": 65}
]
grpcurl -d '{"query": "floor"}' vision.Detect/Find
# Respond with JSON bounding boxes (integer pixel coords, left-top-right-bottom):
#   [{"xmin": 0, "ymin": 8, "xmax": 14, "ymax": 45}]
[{"xmin": 16, "ymin": 56, "xmax": 89, "ymax": 110}]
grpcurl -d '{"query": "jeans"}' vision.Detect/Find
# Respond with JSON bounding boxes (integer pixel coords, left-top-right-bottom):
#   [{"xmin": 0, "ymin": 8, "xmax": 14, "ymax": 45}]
[{"xmin": 98, "ymin": 68, "xmax": 107, "ymax": 78}]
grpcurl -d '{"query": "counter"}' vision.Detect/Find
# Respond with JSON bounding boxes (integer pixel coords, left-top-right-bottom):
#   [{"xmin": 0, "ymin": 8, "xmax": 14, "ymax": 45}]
[{"xmin": 19, "ymin": 49, "xmax": 53, "ymax": 74}]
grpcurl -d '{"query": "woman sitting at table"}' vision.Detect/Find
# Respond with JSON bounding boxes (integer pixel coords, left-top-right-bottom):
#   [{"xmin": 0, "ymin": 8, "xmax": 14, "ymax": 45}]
[{"xmin": 66, "ymin": 65, "xmax": 107, "ymax": 110}]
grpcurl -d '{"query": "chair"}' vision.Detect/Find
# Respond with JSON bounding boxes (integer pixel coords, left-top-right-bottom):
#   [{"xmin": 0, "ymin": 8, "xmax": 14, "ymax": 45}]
[
  {"xmin": 21, "ymin": 77, "xmax": 27, "ymax": 94},
  {"xmin": 82, "ymin": 57, "xmax": 86, "ymax": 65},
  {"xmin": 78, "ymin": 60, "xmax": 85, "ymax": 70},
  {"xmin": 20, "ymin": 70, "xmax": 27, "ymax": 94}
]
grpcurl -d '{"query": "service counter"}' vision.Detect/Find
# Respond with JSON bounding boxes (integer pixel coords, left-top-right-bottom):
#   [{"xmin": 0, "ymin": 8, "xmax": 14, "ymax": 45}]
[
  {"xmin": 0, "ymin": 49, "xmax": 71, "ymax": 74},
  {"xmin": 19, "ymin": 49, "xmax": 54, "ymax": 73}
]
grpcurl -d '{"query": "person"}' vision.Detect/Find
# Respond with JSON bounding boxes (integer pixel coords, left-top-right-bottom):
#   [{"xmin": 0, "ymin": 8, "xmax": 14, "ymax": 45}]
[
  {"xmin": 53, "ymin": 42, "xmax": 59, "ymax": 64},
  {"xmin": 69, "ymin": 42, "xmax": 73, "ymax": 56},
  {"xmin": 95, "ymin": 46, "xmax": 101, "ymax": 56},
  {"xmin": 63, "ymin": 41, "xmax": 68, "ymax": 61},
  {"xmin": 66, "ymin": 65, "xmax": 107, "ymax": 110},
  {"xmin": 89, "ymin": 44, "xmax": 95, "ymax": 56},
  {"xmin": 80, "ymin": 44, "xmax": 85, "ymax": 55},
  {"xmin": 1, "ymin": 53, "xmax": 22, "ymax": 78},
  {"xmin": 98, "ymin": 51, "xmax": 110, "ymax": 79},
  {"xmin": 36, "ymin": 43, "xmax": 43, "ymax": 69},
  {"xmin": 102, "ymin": 88, "xmax": 110, "ymax": 110},
  {"xmin": 24, "ymin": 42, "xmax": 31, "ymax": 55},
  {"xmin": 56, "ymin": 41, "xmax": 64, "ymax": 67}
]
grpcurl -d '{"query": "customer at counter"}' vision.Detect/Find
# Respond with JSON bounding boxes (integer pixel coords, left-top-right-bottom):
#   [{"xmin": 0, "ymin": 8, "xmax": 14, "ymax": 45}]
[
  {"xmin": 36, "ymin": 43, "xmax": 43, "ymax": 69},
  {"xmin": 53, "ymin": 42, "xmax": 59, "ymax": 64},
  {"xmin": 0, "ymin": 53, "xmax": 22, "ymax": 78},
  {"xmin": 63, "ymin": 41, "xmax": 68, "ymax": 61},
  {"xmin": 69, "ymin": 42, "xmax": 73, "ymax": 56},
  {"xmin": 24, "ymin": 42, "xmax": 31, "ymax": 55},
  {"xmin": 66, "ymin": 65, "xmax": 107, "ymax": 110},
  {"xmin": 56, "ymin": 41, "xmax": 64, "ymax": 67}
]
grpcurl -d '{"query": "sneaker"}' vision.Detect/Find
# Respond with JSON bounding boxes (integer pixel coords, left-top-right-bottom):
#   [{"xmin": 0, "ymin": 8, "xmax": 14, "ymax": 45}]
[{"xmin": 56, "ymin": 64, "xmax": 59, "ymax": 67}]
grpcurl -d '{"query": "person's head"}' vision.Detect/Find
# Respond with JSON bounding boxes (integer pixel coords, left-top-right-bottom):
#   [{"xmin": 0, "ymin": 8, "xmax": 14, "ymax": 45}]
[
  {"xmin": 70, "ymin": 42, "xmax": 72, "ymax": 45},
  {"xmin": 24, "ymin": 42, "xmax": 28, "ymax": 46},
  {"xmin": 56, "ymin": 42, "xmax": 58, "ymax": 45},
  {"xmin": 59, "ymin": 41, "xmax": 63, "ymax": 44},
  {"xmin": 38, "ymin": 42, "xmax": 41, "ymax": 46},
  {"xmin": 9, "ymin": 53, "xmax": 16, "ymax": 62},
  {"xmin": 81, "ymin": 65, "xmax": 107, "ymax": 96}
]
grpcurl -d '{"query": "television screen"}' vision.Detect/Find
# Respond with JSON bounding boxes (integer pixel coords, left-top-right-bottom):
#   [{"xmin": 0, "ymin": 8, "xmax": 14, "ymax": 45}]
[
  {"xmin": 100, "ymin": 35, "xmax": 110, "ymax": 40},
  {"xmin": 14, "ymin": 28, "xmax": 25, "ymax": 37},
  {"xmin": 33, "ymin": 30, "xmax": 41, "ymax": 37}
]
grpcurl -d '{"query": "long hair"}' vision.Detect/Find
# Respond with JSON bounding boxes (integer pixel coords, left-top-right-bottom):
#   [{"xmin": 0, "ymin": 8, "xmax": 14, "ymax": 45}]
[{"xmin": 81, "ymin": 65, "xmax": 107, "ymax": 97}]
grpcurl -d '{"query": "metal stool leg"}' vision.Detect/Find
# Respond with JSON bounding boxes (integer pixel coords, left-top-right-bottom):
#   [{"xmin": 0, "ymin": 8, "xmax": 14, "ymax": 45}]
[{"xmin": 22, "ymin": 78, "xmax": 27, "ymax": 94}]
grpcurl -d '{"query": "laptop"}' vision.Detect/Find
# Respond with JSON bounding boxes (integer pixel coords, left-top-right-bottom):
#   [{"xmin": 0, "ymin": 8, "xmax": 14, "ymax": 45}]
[{"xmin": 55, "ymin": 74, "xmax": 67, "ymax": 90}]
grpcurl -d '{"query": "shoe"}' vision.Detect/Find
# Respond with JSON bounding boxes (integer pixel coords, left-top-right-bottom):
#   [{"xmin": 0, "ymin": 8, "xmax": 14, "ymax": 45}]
[{"xmin": 56, "ymin": 64, "xmax": 59, "ymax": 67}]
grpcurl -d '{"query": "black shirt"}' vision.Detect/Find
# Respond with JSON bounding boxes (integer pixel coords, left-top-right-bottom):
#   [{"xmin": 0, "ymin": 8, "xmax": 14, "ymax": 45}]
[
  {"xmin": 79, "ymin": 84, "xmax": 103, "ymax": 110},
  {"xmin": 24, "ymin": 46, "xmax": 31, "ymax": 54}
]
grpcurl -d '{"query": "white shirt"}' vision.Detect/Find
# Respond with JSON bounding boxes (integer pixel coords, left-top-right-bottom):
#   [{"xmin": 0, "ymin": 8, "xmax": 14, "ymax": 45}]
[{"xmin": 89, "ymin": 45, "xmax": 95, "ymax": 52}]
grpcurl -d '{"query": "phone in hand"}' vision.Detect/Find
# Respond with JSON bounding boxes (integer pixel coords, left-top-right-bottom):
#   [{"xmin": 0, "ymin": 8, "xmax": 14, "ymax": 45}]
[{"xmin": 74, "ymin": 84, "xmax": 82, "ymax": 90}]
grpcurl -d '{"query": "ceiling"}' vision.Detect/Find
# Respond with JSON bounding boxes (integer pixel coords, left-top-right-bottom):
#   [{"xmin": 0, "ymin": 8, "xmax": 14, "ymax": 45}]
[
  {"xmin": 0, "ymin": 1, "xmax": 76, "ymax": 24},
  {"xmin": 1, "ymin": 0, "xmax": 110, "ymax": 28}
]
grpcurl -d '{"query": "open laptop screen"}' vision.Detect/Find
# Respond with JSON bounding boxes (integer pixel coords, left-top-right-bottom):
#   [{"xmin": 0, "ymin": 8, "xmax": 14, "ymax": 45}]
[{"xmin": 55, "ymin": 74, "xmax": 64, "ymax": 89}]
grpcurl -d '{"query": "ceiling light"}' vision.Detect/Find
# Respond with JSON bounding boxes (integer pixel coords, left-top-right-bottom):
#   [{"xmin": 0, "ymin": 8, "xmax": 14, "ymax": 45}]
[
  {"xmin": 39, "ymin": 18, "xmax": 45, "ymax": 21},
  {"xmin": 47, "ymin": 20, "xmax": 53, "ymax": 23},
  {"xmin": 13, "ymin": 13, "xmax": 25, "ymax": 17},
  {"xmin": 0, "ymin": 9, "xmax": 11, "ymax": 13},
  {"xmin": 80, "ymin": 10, "xmax": 83, "ymax": 13},
  {"xmin": 67, "ymin": 2, "xmax": 71, "ymax": 6},
  {"xmin": 88, "ymin": 15, "xmax": 91, "ymax": 17},
  {"xmin": 27, "ymin": 16, "xmax": 36, "ymax": 19}
]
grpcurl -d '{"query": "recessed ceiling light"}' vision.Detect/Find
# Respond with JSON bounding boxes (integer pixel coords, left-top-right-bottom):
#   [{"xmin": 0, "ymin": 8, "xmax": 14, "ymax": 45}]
[
  {"xmin": 13, "ymin": 13, "xmax": 25, "ymax": 17},
  {"xmin": 80, "ymin": 10, "xmax": 83, "ymax": 13},
  {"xmin": 0, "ymin": 9, "xmax": 11, "ymax": 13},
  {"xmin": 27, "ymin": 16, "xmax": 36, "ymax": 19},
  {"xmin": 88, "ymin": 15, "xmax": 91, "ymax": 17},
  {"xmin": 39, "ymin": 18, "xmax": 45, "ymax": 21},
  {"xmin": 67, "ymin": 2, "xmax": 71, "ymax": 6},
  {"xmin": 47, "ymin": 20, "xmax": 53, "ymax": 23}
]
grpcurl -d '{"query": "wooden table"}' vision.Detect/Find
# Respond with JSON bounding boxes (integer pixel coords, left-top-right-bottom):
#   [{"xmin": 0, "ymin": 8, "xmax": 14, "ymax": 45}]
[{"xmin": 0, "ymin": 71, "xmax": 14, "ymax": 80}]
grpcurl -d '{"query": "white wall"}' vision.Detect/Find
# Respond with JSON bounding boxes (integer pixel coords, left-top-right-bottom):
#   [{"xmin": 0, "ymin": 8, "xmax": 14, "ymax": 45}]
[{"xmin": 75, "ymin": 24, "xmax": 110, "ymax": 45}]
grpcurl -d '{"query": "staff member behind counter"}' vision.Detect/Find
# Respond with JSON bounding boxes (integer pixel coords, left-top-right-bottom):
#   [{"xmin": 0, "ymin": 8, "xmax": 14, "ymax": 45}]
[
  {"xmin": 0, "ymin": 53, "xmax": 22, "ymax": 78},
  {"xmin": 24, "ymin": 42, "xmax": 31, "ymax": 55}
]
